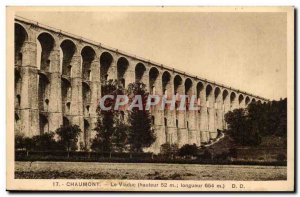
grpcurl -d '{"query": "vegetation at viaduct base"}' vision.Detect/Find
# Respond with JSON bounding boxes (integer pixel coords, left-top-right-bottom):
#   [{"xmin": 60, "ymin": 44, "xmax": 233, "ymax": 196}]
[
  {"xmin": 224, "ymin": 98, "xmax": 287, "ymax": 147},
  {"xmin": 15, "ymin": 82, "xmax": 287, "ymax": 165}
]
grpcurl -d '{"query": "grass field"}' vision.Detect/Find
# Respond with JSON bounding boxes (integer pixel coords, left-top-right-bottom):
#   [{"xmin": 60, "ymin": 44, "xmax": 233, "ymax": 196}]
[{"xmin": 15, "ymin": 161, "xmax": 287, "ymax": 180}]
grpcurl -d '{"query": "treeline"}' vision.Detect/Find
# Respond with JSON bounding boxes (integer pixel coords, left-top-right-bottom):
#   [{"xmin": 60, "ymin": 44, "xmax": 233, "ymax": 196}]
[
  {"xmin": 15, "ymin": 125, "xmax": 81, "ymax": 157},
  {"xmin": 224, "ymin": 98, "xmax": 287, "ymax": 146}
]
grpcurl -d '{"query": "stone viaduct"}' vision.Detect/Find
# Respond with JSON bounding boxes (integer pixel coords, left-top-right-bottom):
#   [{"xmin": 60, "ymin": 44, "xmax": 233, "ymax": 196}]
[{"xmin": 14, "ymin": 16, "xmax": 268, "ymax": 153}]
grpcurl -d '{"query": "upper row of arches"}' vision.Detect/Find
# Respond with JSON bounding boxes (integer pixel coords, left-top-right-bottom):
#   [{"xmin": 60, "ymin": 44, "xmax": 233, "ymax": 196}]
[{"xmin": 14, "ymin": 23, "xmax": 266, "ymax": 105}]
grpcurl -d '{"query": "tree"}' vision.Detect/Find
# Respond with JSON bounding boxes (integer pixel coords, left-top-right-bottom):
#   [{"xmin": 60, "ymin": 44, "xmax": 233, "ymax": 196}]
[
  {"xmin": 55, "ymin": 124, "xmax": 81, "ymax": 157},
  {"xmin": 15, "ymin": 133, "xmax": 26, "ymax": 150},
  {"xmin": 32, "ymin": 132, "xmax": 59, "ymax": 151},
  {"xmin": 111, "ymin": 116, "xmax": 130, "ymax": 152},
  {"xmin": 92, "ymin": 79, "xmax": 126, "ymax": 152},
  {"xmin": 128, "ymin": 110, "xmax": 155, "ymax": 152},
  {"xmin": 247, "ymin": 99, "xmax": 287, "ymax": 137},
  {"xmin": 160, "ymin": 143, "xmax": 179, "ymax": 158},
  {"xmin": 15, "ymin": 132, "xmax": 60, "ymax": 156},
  {"xmin": 15, "ymin": 134, "xmax": 34, "ymax": 155},
  {"xmin": 224, "ymin": 98, "xmax": 287, "ymax": 147},
  {"xmin": 225, "ymin": 108, "xmax": 261, "ymax": 146},
  {"xmin": 92, "ymin": 111, "xmax": 130, "ymax": 153},
  {"xmin": 92, "ymin": 107, "xmax": 115, "ymax": 152},
  {"xmin": 178, "ymin": 144, "xmax": 199, "ymax": 158},
  {"xmin": 127, "ymin": 82, "xmax": 156, "ymax": 152}
]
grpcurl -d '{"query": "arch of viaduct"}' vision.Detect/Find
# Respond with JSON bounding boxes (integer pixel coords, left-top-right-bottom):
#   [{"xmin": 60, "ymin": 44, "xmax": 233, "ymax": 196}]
[{"xmin": 14, "ymin": 17, "xmax": 268, "ymax": 153}]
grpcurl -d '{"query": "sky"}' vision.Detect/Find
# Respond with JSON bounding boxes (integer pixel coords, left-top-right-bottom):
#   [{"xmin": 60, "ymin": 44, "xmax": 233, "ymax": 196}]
[{"xmin": 17, "ymin": 10, "xmax": 287, "ymax": 100}]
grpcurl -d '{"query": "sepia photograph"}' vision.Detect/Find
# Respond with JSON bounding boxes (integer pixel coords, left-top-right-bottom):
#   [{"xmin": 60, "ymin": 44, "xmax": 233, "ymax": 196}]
[{"xmin": 6, "ymin": 6, "xmax": 294, "ymax": 191}]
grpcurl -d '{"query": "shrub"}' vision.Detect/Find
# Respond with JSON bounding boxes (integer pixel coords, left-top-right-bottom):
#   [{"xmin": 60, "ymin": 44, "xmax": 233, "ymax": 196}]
[
  {"xmin": 276, "ymin": 153, "xmax": 286, "ymax": 161},
  {"xmin": 258, "ymin": 157, "xmax": 265, "ymax": 160},
  {"xmin": 229, "ymin": 148, "xmax": 238, "ymax": 158},
  {"xmin": 214, "ymin": 152, "xmax": 230, "ymax": 162},
  {"xmin": 160, "ymin": 143, "xmax": 178, "ymax": 158},
  {"xmin": 55, "ymin": 124, "xmax": 82, "ymax": 153},
  {"xmin": 32, "ymin": 132, "xmax": 61, "ymax": 151},
  {"xmin": 15, "ymin": 134, "xmax": 25, "ymax": 150},
  {"xmin": 15, "ymin": 132, "xmax": 60, "ymax": 152},
  {"xmin": 15, "ymin": 134, "xmax": 34, "ymax": 151},
  {"xmin": 178, "ymin": 144, "xmax": 199, "ymax": 158},
  {"xmin": 202, "ymin": 149, "xmax": 212, "ymax": 160}
]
